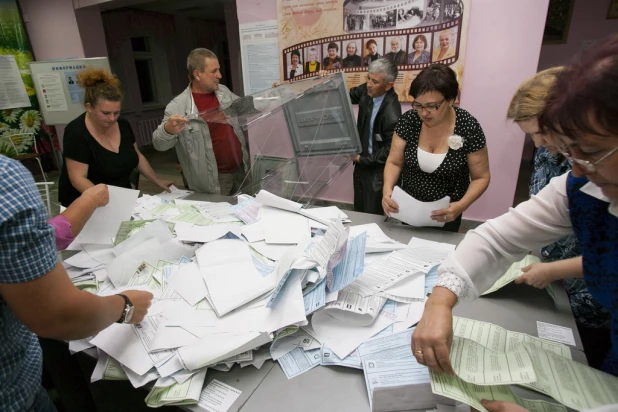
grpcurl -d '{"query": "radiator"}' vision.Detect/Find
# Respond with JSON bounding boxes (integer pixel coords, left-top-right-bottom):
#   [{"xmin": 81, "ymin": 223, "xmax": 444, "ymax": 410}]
[{"xmin": 135, "ymin": 117, "xmax": 162, "ymax": 147}]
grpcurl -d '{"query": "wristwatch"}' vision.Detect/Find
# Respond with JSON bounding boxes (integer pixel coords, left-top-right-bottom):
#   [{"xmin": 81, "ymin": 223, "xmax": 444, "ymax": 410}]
[{"xmin": 116, "ymin": 294, "xmax": 135, "ymax": 324}]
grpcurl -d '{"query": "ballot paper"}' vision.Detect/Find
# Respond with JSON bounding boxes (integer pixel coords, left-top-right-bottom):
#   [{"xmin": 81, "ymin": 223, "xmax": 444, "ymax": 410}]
[
  {"xmin": 167, "ymin": 261, "xmax": 208, "ymax": 306},
  {"xmin": 113, "ymin": 219, "xmax": 174, "ymax": 257},
  {"xmin": 323, "ymin": 290, "xmax": 386, "ymax": 326},
  {"xmin": 65, "ymin": 244, "xmax": 115, "ymax": 268},
  {"xmin": 256, "ymin": 189, "xmax": 303, "ymax": 213},
  {"xmin": 303, "ymin": 278, "xmax": 326, "ymax": 315},
  {"xmin": 449, "ymin": 336, "xmax": 536, "ymax": 386},
  {"xmin": 358, "ymin": 329, "xmax": 433, "ymax": 411},
  {"xmin": 196, "ymin": 202, "xmax": 241, "ymax": 223},
  {"xmin": 107, "ymin": 238, "xmax": 165, "ymax": 288},
  {"xmin": 389, "ymin": 244, "xmax": 452, "ymax": 274},
  {"xmin": 177, "ymin": 332, "xmax": 272, "ymax": 371},
  {"xmin": 261, "ymin": 206, "xmax": 310, "ymax": 244},
  {"xmin": 349, "ymin": 223, "xmax": 407, "ymax": 254},
  {"xmin": 154, "ymin": 185, "xmax": 193, "ymax": 202},
  {"xmin": 113, "ymin": 220, "xmax": 175, "ymax": 246},
  {"xmin": 381, "ymin": 270, "xmax": 425, "ymax": 301},
  {"xmin": 250, "ymin": 241, "xmax": 296, "ymax": 261},
  {"xmin": 482, "ymin": 255, "xmax": 542, "ymax": 295},
  {"xmin": 430, "ymin": 371, "xmax": 567, "ymax": 412},
  {"xmin": 270, "ymin": 329, "xmax": 320, "ymax": 360},
  {"xmin": 240, "ymin": 220, "xmax": 265, "ymax": 243},
  {"xmin": 390, "ymin": 186, "xmax": 450, "ymax": 228},
  {"xmin": 75, "ymin": 186, "xmax": 139, "ymax": 244},
  {"xmin": 328, "ymin": 231, "xmax": 366, "ymax": 292},
  {"xmin": 346, "ymin": 257, "xmax": 418, "ymax": 297},
  {"xmin": 308, "ymin": 219, "xmax": 347, "ymax": 269},
  {"xmin": 452, "ymin": 317, "xmax": 572, "ymax": 359},
  {"xmin": 174, "ymin": 224, "xmax": 242, "ymax": 243},
  {"xmin": 145, "ymin": 369, "xmax": 207, "ymax": 408},
  {"xmin": 278, "ymin": 347, "xmax": 321, "ymax": 379},
  {"xmin": 195, "ymin": 379, "xmax": 242, "ymax": 412},
  {"xmin": 91, "ymin": 350, "xmax": 128, "ymax": 382},
  {"xmin": 196, "ymin": 239, "xmax": 275, "ymax": 316},
  {"xmin": 311, "ymin": 309, "xmax": 396, "ymax": 358},
  {"xmin": 520, "ymin": 343, "xmax": 618, "ymax": 411},
  {"xmin": 231, "ymin": 197, "xmax": 261, "ymax": 224},
  {"xmin": 321, "ymin": 346, "xmax": 362, "ymax": 369}
]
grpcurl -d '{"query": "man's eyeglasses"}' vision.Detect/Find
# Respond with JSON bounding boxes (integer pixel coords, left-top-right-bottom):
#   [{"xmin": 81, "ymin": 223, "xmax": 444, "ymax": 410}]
[
  {"xmin": 412, "ymin": 99, "xmax": 445, "ymax": 113},
  {"xmin": 558, "ymin": 144, "xmax": 618, "ymax": 173}
]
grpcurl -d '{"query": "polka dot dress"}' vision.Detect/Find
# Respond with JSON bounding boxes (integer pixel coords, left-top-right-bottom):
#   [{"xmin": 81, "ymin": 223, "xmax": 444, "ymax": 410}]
[{"xmin": 395, "ymin": 106, "xmax": 486, "ymax": 202}]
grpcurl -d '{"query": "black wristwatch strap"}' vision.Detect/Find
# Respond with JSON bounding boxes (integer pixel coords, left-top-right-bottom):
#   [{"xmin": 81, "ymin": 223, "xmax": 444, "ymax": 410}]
[{"xmin": 116, "ymin": 294, "xmax": 133, "ymax": 323}]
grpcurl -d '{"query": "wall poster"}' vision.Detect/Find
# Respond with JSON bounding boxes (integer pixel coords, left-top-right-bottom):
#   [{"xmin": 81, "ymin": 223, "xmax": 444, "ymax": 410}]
[{"xmin": 277, "ymin": 0, "xmax": 470, "ymax": 102}]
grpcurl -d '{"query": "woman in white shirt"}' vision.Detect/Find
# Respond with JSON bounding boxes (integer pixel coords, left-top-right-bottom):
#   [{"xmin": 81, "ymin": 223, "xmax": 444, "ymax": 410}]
[{"xmin": 411, "ymin": 32, "xmax": 618, "ymax": 397}]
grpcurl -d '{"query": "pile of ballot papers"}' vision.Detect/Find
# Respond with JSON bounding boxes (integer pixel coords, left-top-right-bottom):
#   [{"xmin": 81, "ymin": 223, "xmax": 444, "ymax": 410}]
[{"xmin": 63, "ymin": 186, "xmax": 618, "ymax": 412}]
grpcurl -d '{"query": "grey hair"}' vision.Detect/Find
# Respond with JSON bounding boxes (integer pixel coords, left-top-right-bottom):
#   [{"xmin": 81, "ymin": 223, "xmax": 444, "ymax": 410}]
[
  {"xmin": 187, "ymin": 48, "xmax": 218, "ymax": 81},
  {"xmin": 368, "ymin": 58, "xmax": 398, "ymax": 83}
]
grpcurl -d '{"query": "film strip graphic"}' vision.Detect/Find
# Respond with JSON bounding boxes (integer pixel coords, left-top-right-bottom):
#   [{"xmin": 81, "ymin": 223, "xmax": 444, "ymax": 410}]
[
  {"xmin": 344, "ymin": 0, "xmax": 418, "ymax": 15},
  {"xmin": 282, "ymin": 15, "xmax": 461, "ymax": 82}
]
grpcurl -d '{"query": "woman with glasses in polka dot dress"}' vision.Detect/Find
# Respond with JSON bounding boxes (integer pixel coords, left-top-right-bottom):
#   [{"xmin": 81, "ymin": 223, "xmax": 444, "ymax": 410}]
[{"xmin": 382, "ymin": 63, "xmax": 490, "ymax": 232}]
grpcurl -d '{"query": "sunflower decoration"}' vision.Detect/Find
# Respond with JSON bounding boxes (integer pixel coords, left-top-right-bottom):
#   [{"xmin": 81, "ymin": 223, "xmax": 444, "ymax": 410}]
[
  {"xmin": 0, "ymin": 122, "xmax": 10, "ymax": 132},
  {"xmin": 19, "ymin": 110, "xmax": 41, "ymax": 134},
  {"xmin": 0, "ymin": 128, "xmax": 34, "ymax": 156},
  {"xmin": 2, "ymin": 108, "xmax": 22, "ymax": 123}
]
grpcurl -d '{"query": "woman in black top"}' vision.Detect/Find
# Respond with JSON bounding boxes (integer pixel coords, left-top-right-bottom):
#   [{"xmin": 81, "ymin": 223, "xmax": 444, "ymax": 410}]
[
  {"xmin": 382, "ymin": 64, "xmax": 490, "ymax": 232},
  {"xmin": 59, "ymin": 68, "xmax": 172, "ymax": 206}
]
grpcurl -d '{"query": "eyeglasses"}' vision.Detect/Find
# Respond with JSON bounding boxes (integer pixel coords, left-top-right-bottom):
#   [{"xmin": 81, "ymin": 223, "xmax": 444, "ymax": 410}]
[
  {"xmin": 558, "ymin": 144, "xmax": 618, "ymax": 173},
  {"xmin": 412, "ymin": 99, "xmax": 445, "ymax": 113}
]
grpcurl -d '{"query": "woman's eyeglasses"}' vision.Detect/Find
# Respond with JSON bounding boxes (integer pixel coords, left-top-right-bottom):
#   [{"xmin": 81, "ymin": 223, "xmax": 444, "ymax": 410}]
[
  {"xmin": 558, "ymin": 144, "xmax": 618, "ymax": 173},
  {"xmin": 411, "ymin": 99, "xmax": 445, "ymax": 113}
]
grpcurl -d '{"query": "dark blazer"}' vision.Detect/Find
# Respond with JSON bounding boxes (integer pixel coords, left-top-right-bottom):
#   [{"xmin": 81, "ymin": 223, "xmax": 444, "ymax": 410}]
[
  {"xmin": 304, "ymin": 61, "xmax": 321, "ymax": 73},
  {"xmin": 349, "ymin": 83, "xmax": 402, "ymax": 214},
  {"xmin": 349, "ymin": 83, "xmax": 401, "ymax": 169}
]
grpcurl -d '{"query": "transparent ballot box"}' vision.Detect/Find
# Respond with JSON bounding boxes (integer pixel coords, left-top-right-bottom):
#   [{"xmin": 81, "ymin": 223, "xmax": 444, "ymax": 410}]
[{"xmin": 197, "ymin": 73, "xmax": 361, "ymax": 206}]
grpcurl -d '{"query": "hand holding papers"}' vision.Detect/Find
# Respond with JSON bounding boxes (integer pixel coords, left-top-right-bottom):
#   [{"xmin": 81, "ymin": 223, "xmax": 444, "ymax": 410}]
[
  {"xmin": 390, "ymin": 186, "xmax": 450, "ymax": 228},
  {"xmin": 482, "ymin": 255, "xmax": 542, "ymax": 295}
]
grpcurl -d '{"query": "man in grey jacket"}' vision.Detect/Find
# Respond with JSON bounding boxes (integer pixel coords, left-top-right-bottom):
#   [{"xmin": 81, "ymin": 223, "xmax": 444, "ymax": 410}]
[{"xmin": 152, "ymin": 48, "xmax": 249, "ymax": 195}]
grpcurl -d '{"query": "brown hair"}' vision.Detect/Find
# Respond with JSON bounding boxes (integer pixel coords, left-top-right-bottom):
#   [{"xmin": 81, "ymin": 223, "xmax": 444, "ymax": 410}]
[
  {"xmin": 77, "ymin": 68, "xmax": 122, "ymax": 107},
  {"xmin": 540, "ymin": 34, "xmax": 618, "ymax": 140},
  {"xmin": 506, "ymin": 66, "xmax": 563, "ymax": 123},
  {"xmin": 187, "ymin": 48, "xmax": 218, "ymax": 81},
  {"xmin": 409, "ymin": 63, "xmax": 458, "ymax": 101}
]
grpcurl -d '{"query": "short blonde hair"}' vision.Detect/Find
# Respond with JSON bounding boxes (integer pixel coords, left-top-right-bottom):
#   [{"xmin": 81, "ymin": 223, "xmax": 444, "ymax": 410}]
[{"xmin": 507, "ymin": 66, "xmax": 563, "ymax": 122}]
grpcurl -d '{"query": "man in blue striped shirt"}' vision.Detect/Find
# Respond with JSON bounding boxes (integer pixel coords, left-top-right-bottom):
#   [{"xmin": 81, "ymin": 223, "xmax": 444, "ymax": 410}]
[{"xmin": 0, "ymin": 155, "xmax": 153, "ymax": 411}]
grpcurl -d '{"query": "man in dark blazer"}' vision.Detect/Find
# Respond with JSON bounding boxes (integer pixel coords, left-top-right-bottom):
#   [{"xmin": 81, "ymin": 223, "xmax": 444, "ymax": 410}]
[{"xmin": 349, "ymin": 58, "xmax": 401, "ymax": 214}]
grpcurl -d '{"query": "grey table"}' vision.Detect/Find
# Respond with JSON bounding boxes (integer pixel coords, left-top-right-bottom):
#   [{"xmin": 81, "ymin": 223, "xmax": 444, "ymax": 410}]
[{"xmin": 177, "ymin": 196, "xmax": 587, "ymax": 412}]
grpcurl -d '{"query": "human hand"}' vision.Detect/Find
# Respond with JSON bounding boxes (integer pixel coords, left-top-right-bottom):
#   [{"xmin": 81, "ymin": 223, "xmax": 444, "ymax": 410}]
[
  {"xmin": 348, "ymin": 154, "xmax": 360, "ymax": 163},
  {"xmin": 411, "ymin": 294, "xmax": 455, "ymax": 374},
  {"xmin": 83, "ymin": 184, "xmax": 109, "ymax": 207},
  {"xmin": 272, "ymin": 81, "xmax": 281, "ymax": 88},
  {"xmin": 382, "ymin": 190, "xmax": 399, "ymax": 216},
  {"xmin": 431, "ymin": 201, "xmax": 465, "ymax": 223},
  {"xmin": 164, "ymin": 115, "xmax": 188, "ymax": 135},
  {"xmin": 156, "ymin": 179, "xmax": 175, "ymax": 193},
  {"xmin": 121, "ymin": 290, "xmax": 154, "ymax": 324},
  {"xmin": 480, "ymin": 400, "xmax": 528, "ymax": 412},
  {"xmin": 515, "ymin": 262, "xmax": 556, "ymax": 289}
]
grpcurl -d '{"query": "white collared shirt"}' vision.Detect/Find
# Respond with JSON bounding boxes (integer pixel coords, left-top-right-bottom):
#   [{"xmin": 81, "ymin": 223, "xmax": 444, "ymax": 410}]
[{"xmin": 436, "ymin": 172, "xmax": 617, "ymax": 300}]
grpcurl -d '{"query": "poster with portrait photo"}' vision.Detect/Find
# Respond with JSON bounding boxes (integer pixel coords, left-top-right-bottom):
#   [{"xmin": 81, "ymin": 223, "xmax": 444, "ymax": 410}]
[
  {"xmin": 432, "ymin": 25, "xmax": 459, "ymax": 62},
  {"xmin": 407, "ymin": 33, "xmax": 432, "ymax": 65},
  {"xmin": 442, "ymin": 0, "xmax": 463, "ymax": 22},
  {"xmin": 64, "ymin": 71, "xmax": 84, "ymax": 105},
  {"xmin": 395, "ymin": 0, "xmax": 425, "ymax": 29},
  {"xmin": 304, "ymin": 46, "xmax": 322, "ymax": 75},
  {"xmin": 343, "ymin": 11, "xmax": 370, "ymax": 33},
  {"xmin": 422, "ymin": 0, "xmax": 442, "ymax": 25},
  {"xmin": 362, "ymin": 37, "xmax": 383, "ymax": 67},
  {"xmin": 285, "ymin": 49, "xmax": 304, "ymax": 80},
  {"xmin": 384, "ymin": 35, "xmax": 407, "ymax": 66},
  {"xmin": 322, "ymin": 41, "xmax": 342, "ymax": 70},
  {"xmin": 341, "ymin": 39, "xmax": 363, "ymax": 68}
]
